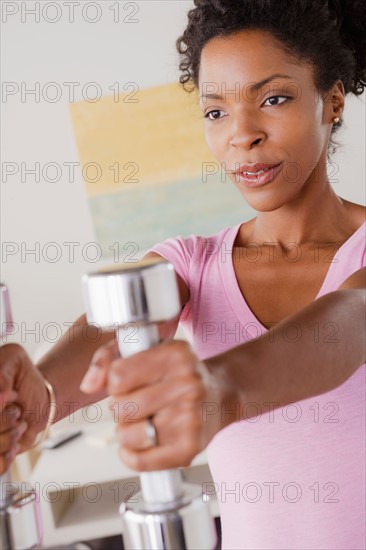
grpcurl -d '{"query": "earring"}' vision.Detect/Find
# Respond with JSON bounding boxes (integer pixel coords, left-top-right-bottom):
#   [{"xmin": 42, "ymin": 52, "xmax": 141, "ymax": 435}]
[{"xmin": 333, "ymin": 117, "xmax": 340, "ymax": 124}]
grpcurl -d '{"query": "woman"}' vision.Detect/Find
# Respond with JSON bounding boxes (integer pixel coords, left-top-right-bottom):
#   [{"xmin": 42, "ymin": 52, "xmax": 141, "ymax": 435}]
[{"xmin": 1, "ymin": 1, "xmax": 365, "ymax": 548}]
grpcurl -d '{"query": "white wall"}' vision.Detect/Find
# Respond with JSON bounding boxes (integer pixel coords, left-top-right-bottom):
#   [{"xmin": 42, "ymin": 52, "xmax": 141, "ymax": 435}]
[
  {"xmin": 1, "ymin": 1, "xmax": 193, "ymax": 358},
  {"xmin": 1, "ymin": 1, "xmax": 365, "ymax": 359}
]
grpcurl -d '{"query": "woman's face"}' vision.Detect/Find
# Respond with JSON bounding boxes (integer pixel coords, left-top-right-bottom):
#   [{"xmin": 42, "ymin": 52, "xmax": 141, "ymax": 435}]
[{"xmin": 198, "ymin": 30, "xmax": 339, "ymax": 212}]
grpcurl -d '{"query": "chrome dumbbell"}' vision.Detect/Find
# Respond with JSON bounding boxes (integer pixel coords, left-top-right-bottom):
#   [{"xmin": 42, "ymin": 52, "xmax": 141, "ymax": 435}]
[
  {"xmin": 0, "ymin": 284, "xmax": 43, "ymax": 550},
  {"xmin": 82, "ymin": 258, "xmax": 217, "ymax": 550}
]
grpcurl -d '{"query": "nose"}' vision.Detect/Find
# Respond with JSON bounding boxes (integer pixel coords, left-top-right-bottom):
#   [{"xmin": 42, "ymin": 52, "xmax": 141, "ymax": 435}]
[{"xmin": 229, "ymin": 116, "xmax": 266, "ymax": 150}]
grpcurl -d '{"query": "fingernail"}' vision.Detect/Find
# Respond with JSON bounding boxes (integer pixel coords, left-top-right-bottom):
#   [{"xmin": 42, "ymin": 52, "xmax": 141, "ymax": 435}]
[{"xmin": 80, "ymin": 365, "xmax": 103, "ymax": 392}]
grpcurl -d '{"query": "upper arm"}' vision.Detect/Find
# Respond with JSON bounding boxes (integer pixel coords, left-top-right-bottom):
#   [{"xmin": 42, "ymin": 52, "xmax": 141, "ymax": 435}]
[{"xmin": 337, "ymin": 266, "xmax": 366, "ymax": 291}]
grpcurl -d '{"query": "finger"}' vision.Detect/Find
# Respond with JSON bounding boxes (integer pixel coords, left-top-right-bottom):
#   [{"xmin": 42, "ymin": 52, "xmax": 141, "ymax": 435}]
[
  {"xmin": 0, "ymin": 422, "xmax": 27, "ymax": 454},
  {"xmin": 117, "ymin": 441, "xmax": 198, "ymax": 472},
  {"xmin": 109, "ymin": 376, "xmax": 202, "ymax": 422},
  {"xmin": 108, "ymin": 340, "xmax": 197, "ymax": 394},
  {"xmin": 79, "ymin": 339, "xmax": 119, "ymax": 393},
  {"xmin": 0, "ymin": 403, "xmax": 22, "ymax": 432},
  {"xmin": 0, "ymin": 343, "xmax": 24, "ymax": 408},
  {"xmin": 116, "ymin": 419, "xmax": 155, "ymax": 451},
  {"xmin": 115, "ymin": 401, "xmax": 203, "ymax": 454}
]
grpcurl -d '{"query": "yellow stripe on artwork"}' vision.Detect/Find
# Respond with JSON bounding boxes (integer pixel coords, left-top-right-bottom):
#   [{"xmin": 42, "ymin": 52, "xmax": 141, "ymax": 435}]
[{"xmin": 69, "ymin": 81, "xmax": 217, "ymax": 197}]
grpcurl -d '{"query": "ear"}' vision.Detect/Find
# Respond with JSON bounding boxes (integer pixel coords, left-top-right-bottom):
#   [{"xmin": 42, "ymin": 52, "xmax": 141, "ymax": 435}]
[{"xmin": 323, "ymin": 80, "xmax": 345, "ymax": 122}]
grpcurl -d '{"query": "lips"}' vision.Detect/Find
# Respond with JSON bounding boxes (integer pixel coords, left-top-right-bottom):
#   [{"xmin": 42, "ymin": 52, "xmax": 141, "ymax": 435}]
[
  {"xmin": 234, "ymin": 162, "xmax": 282, "ymax": 175},
  {"xmin": 233, "ymin": 162, "xmax": 283, "ymax": 188}
]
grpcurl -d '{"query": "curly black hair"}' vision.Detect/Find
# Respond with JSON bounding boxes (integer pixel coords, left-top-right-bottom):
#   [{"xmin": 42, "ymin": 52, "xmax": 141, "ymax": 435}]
[{"xmin": 176, "ymin": 0, "xmax": 366, "ymax": 154}]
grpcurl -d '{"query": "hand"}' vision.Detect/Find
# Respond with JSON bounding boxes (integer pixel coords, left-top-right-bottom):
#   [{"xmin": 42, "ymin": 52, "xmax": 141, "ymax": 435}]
[
  {"xmin": 0, "ymin": 344, "xmax": 49, "ymax": 474},
  {"xmin": 80, "ymin": 340, "xmax": 226, "ymax": 471}
]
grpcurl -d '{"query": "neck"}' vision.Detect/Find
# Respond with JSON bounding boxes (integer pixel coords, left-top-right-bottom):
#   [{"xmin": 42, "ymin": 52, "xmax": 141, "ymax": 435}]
[{"xmin": 248, "ymin": 161, "xmax": 356, "ymax": 247}]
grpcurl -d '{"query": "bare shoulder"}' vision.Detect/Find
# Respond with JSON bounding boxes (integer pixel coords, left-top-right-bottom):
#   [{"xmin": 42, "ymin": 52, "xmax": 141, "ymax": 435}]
[
  {"xmin": 336, "ymin": 200, "xmax": 365, "ymax": 291},
  {"xmin": 341, "ymin": 198, "xmax": 366, "ymax": 227}
]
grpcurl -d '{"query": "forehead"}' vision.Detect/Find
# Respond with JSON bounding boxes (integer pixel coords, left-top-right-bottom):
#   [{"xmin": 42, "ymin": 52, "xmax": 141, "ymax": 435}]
[{"xmin": 199, "ymin": 29, "xmax": 312, "ymax": 89}]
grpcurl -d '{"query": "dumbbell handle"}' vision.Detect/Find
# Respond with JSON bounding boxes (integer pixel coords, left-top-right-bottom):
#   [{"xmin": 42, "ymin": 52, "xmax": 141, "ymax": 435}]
[
  {"xmin": 83, "ymin": 260, "xmax": 218, "ymax": 549},
  {"xmin": 116, "ymin": 324, "xmax": 184, "ymax": 505}
]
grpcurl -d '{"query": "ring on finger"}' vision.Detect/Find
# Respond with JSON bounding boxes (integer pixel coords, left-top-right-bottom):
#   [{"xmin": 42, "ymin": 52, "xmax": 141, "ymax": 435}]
[{"xmin": 145, "ymin": 416, "xmax": 158, "ymax": 447}]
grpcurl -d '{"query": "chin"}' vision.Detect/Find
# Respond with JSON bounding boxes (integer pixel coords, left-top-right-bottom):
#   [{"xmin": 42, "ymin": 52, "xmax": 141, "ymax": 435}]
[{"xmin": 237, "ymin": 189, "xmax": 296, "ymax": 213}]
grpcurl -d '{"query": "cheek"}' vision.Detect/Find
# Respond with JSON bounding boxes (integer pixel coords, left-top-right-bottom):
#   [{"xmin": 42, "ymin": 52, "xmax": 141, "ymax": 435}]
[
  {"xmin": 277, "ymin": 126, "xmax": 325, "ymax": 186},
  {"xmin": 292, "ymin": 102, "xmax": 328, "ymax": 150},
  {"xmin": 277, "ymin": 115, "xmax": 322, "ymax": 161}
]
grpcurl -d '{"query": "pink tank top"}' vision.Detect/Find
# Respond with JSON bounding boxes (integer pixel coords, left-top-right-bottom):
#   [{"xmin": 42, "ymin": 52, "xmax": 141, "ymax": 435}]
[{"xmin": 146, "ymin": 220, "xmax": 366, "ymax": 549}]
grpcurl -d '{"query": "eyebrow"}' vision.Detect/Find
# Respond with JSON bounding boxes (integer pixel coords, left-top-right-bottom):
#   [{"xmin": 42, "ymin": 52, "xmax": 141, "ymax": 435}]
[{"xmin": 199, "ymin": 73, "xmax": 293, "ymax": 100}]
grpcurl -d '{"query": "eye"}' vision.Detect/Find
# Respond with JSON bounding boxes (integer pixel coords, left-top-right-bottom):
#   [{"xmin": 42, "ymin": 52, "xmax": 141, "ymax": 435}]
[
  {"xmin": 263, "ymin": 95, "xmax": 291, "ymax": 107},
  {"xmin": 204, "ymin": 109, "xmax": 226, "ymax": 121}
]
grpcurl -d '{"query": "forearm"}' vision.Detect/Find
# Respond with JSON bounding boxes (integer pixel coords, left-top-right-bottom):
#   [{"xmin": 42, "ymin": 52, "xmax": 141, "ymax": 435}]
[
  {"xmin": 209, "ymin": 289, "xmax": 366, "ymax": 424},
  {"xmin": 36, "ymin": 313, "xmax": 113, "ymax": 424}
]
